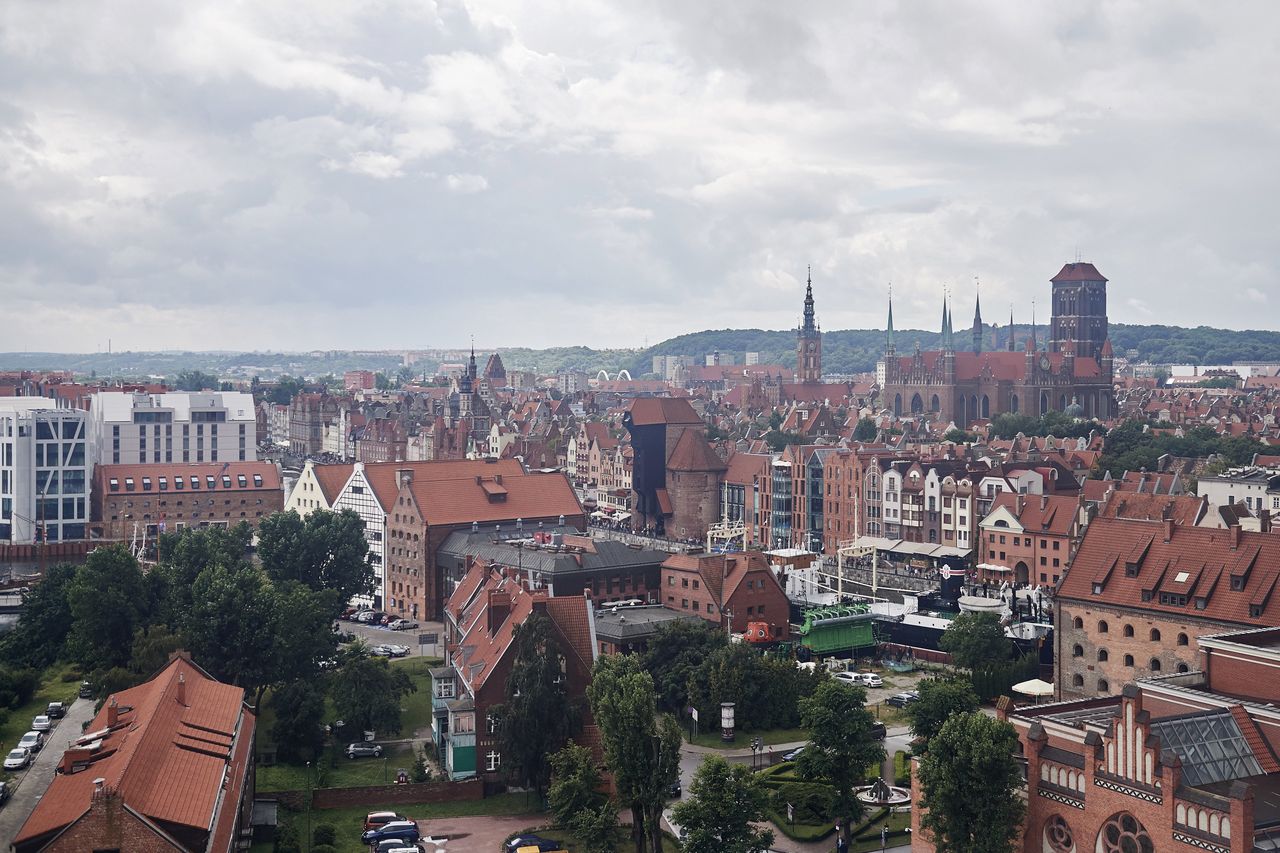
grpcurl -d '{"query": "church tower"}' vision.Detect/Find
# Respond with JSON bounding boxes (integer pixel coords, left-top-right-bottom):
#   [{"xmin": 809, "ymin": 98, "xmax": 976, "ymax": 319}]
[
  {"xmin": 971, "ymin": 284, "xmax": 984, "ymax": 354},
  {"xmin": 1050, "ymin": 261, "xmax": 1109, "ymax": 361},
  {"xmin": 797, "ymin": 268, "xmax": 822, "ymax": 383}
]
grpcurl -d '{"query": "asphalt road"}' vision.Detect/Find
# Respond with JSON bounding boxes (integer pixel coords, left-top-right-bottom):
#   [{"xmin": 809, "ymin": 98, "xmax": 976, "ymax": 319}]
[{"xmin": 0, "ymin": 696, "xmax": 97, "ymax": 849}]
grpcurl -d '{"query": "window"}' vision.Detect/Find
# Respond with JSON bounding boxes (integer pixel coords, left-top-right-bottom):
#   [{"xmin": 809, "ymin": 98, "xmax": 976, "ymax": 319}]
[
  {"xmin": 1176, "ymin": 663, "xmax": 1189, "ymax": 674},
  {"xmin": 1098, "ymin": 679, "xmax": 1109, "ymax": 693},
  {"xmin": 1098, "ymin": 649, "xmax": 1109, "ymax": 662},
  {"xmin": 486, "ymin": 714, "xmax": 498, "ymax": 734},
  {"xmin": 1123, "ymin": 624, "xmax": 1134, "ymax": 637},
  {"xmin": 1150, "ymin": 628, "xmax": 1161, "ymax": 642},
  {"xmin": 1123, "ymin": 654, "xmax": 1134, "ymax": 667},
  {"xmin": 1072, "ymin": 674, "xmax": 1084, "ymax": 687},
  {"xmin": 485, "ymin": 751, "xmax": 501, "ymax": 771},
  {"xmin": 1072, "ymin": 644, "xmax": 1083, "ymax": 658},
  {"xmin": 681, "ymin": 599, "xmax": 688, "ymax": 609},
  {"xmin": 1098, "ymin": 620, "xmax": 1109, "ymax": 634},
  {"xmin": 1177, "ymin": 633, "xmax": 1188, "ymax": 646},
  {"xmin": 1073, "ymin": 617, "xmax": 1083, "ymax": 629},
  {"xmin": 1150, "ymin": 658, "xmax": 1162, "ymax": 672},
  {"xmin": 667, "ymin": 576, "xmax": 674, "ymax": 586}
]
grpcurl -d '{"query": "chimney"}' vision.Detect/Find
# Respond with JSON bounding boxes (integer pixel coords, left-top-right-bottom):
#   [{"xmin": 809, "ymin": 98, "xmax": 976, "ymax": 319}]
[
  {"xmin": 1261, "ymin": 509, "xmax": 1272, "ymax": 534},
  {"xmin": 1163, "ymin": 518, "xmax": 1174, "ymax": 543},
  {"xmin": 92, "ymin": 778, "xmax": 106, "ymax": 801},
  {"xmin": 1040, "ymin": 494, "xmax": 1048, "ymax": 511},
  {"xmin": 1230, "ymin": 523, "xmax": 1242, "ymax": 550},
  {"xmin": 177, "ymin": 671, "xmax": 186, "ymax": 706},
  {"xmin": 487, "ymin": 589, "xmax": 512, "ymax": 635},
  {"xmin": 396, "ymin": 468, "xmax": 413, "ymax": 489},
  {"xmin": 106, "ymin": 698, "xmax": 119, "ymax": 727},
  {"xmin": 1015, "ymin": 494, "xmax": 1025, "ymax": 516}
]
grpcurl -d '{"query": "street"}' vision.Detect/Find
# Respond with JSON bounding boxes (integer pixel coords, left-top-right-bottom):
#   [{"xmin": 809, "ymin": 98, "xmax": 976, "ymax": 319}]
[
  {"xmin": 0, "ymin": 697, "xmax": 97, "ymax": 849},
  {"xmin": 336, "ymin": 617, "xmax": 447, "ymax": 658}
]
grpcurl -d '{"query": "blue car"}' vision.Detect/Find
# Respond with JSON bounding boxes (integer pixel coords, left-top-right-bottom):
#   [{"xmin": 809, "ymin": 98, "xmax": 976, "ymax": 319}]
[{"xmin": 361, "ymin": 821, "xmax": 421, "ymax": 845}]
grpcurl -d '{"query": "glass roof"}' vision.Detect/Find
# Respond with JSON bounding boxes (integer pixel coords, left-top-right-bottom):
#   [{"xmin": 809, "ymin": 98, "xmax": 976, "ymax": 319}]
[{"xmin": 1149, "ymin": 711, "xmax": 1263, "ymax": 787}]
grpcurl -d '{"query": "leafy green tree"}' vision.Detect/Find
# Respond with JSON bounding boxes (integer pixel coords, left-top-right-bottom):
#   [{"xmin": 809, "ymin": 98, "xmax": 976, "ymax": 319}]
[
  {"xmin": 150, "ymin": 524, "xmax": 253, "ymax": 626},
  {"xmin": 128, "ymin": 624, "xmax": 187, "ymax": 677},
  {"xmin": 331, "ymin": 655, "xmax": 415, "ymax": 735},
  {"xmin": 918, "ymin": 712, "xmax": 1025, "ymax": 853},
  {"xmin": 271, "ymin": 581, "xmax": 343, "ymax": 683},
  {"xmin": 587, "ymin": 654, "xmax": 682, "ymax": 853},
  {"xmin": 938, "ymin": 612, "xmax": 1011, "ymax": 670},
  {"xmin": 548, "ymin": 743, "xmax": 618, "ymax": 852},
  {"xmin": 492, "ymin": 611, "xmax": 577, "ymax": 798},
  {"xmin": 0, "ymin": 562, "xmax": 76, "ymax": 668},
  {"xmin": 943, "ymin": 428, "xmax": 976, "ymax": 444},
  {"xmin": 66, "ymin": 545, "xmax": 147, "ymax": 671},
  {"xmin": 257, "ymin": 509, "xmax": 373, "ymax": 604},
  {"xmin": 185, "ymin": 560, "xmax": 280, "ymax": 703},
  {"xmin": 905, "ymin": 678, "xmax": 980, "ymax": 751},
  {"xmin": 796, "ymin": 680, "xmax": 885, "ymax": 847},
  {"xmin": 671, "ymin": 755, "xmax": 774, "ymax": 853},
  {"xmin": 265, "ymin": 375, "xmax": 306, "ymax": 405},
  {"xmin": 270, "ymin": 680, "xmax": 327, "ymax": 761},
  {"xmin": 374, "ymin": 372, "xmax": 394, "ymax": 390},
  {"xmin": 173, "ymin": 369, "xmax": 221, "ymax": 391},
  {"xmin": 853, "ymin": 417, "xmax": 878, "ymax": 441},
  {"xmin": 643, "ymin": 619, "xmax": 728, "ymax": 712}
]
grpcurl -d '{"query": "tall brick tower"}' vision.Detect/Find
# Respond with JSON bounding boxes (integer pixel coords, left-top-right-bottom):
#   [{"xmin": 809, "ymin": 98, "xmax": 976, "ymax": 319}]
[
  {"xmin": 797, "ymin": 268, "xmax": 822, "ymax": 383},
  {"xmin": 1050, "ymin": 262, "xmax": 1109, "ymax": 361}
]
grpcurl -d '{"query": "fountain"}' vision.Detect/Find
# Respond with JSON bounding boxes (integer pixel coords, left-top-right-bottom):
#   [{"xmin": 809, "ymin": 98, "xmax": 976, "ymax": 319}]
[{"xmin": 855, "ymin": 776, "xmax": 911, "ymax": 807}]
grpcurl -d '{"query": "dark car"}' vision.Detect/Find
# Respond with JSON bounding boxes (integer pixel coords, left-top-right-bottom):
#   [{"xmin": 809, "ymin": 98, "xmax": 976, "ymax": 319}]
[
  {"xmin": 0, "ymin": 780, "xmax": 10, "ymax": 806},
  {"xmin": 506, "ymin": 835, "xmax": 563, "ymax": 852},
  {"xmin": 78, "ymin": 681, "xmax": 94, "ymax": 699},
  {"xmin": 360, "ymin": 821, "xmax": 420, "ymax": 845},
  {"xmin": 886, "ymin": 691, "xmax": 920, "ymax": 708},
  {"xmin": 667, "ymin": 780, "xmax": 682, "ymax": 799},
  {"xmin": 345, "ymin": 742, "xmax": 383, "ymax": 759},
  {"xmin": 781, "ymin": 745, "xmax": 806, "ymax": 762},
  {"xmin": 870, "ymin": 721, "xmax": 887, "ymax": 740},
  {"xmin": 46, "ymin": 702, "xmax": 67, "ymax": 719}
]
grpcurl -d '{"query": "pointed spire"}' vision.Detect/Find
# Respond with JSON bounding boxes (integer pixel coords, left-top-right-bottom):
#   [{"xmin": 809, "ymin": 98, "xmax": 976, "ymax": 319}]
[
  {"xmin": 940, "ymin": 288, "xmax": 954, "ymax": 352},
  {"xmin": 972, "ymin": 277, "xmax": 983, "ymax": 355},
  {"xmin": 886, "ymin": 285, "xmax": 895, "ymax": 352},
  {"xmin": 801, "ymin": 266, "xmax": 817, "ymax": 333},
  {"xmin": 1007, "ymin": 305, "xmax": 1016, "ymax": 351},
  {"xmin": 1029, "ymin": 300, "xmax": 1038, "ymax": 351}
]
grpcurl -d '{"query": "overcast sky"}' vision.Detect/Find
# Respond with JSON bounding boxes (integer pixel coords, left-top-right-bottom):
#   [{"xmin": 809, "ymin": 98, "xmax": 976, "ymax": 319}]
[{"xmin": 3, "ymin": 1, "xmax": 1278, "ymax": 352}]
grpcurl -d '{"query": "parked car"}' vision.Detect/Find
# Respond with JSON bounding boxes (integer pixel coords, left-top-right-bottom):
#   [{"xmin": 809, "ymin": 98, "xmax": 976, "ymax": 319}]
[
  {"xmin": 31, "ymin": 714, "xmax": 52, "ymax": 732},
  {"xmin": 375, "ymin": 841, "xmax": 418, "ymax": 853},
  {"xmin": 4, "ymin": 748, "xmax": 32, "ymax": 771},
  {"xmin": 18, "ymin": 731, "xmax": 45, "ymax": 753},
  {"xmin": 886, "ymin": 691, "xmax": 920, "ymax": 708},
  {"xmin": 384, "ymin": 644, "xmax": 410, "ymax": 658},
  {"xmin": 346, "ymin": 742, "xmax": 383, "ymax": 759},
  {"xmin": 0, "ymin": 780, "xmax": 11, "ymax": 806},
  {"xmin": 870, "ymin": 721, "xmax": 887, "ymax": 740},
  {"xmin": 388, "ymin": 619, "xmax": 419, "ymax": 631},
  {"xmin": 360, "ymin": 821, "xmax": 421, "ymax": 845},
  {"xmin": 833, "ymin": 671, "xmax": 861, "ymax": 685},
  {"xmin": 45, "ymin": 702, "xmax": 67, "ymax": 719},
  {"xmin": 78, "ymin": 681, "xmax": 94, "ymax": 698},
  {"xmin": 506, "ymin": 836, "xmax": 564, "ymax": 852},
  {"xmin": 858, "ymin": 673, "xmax": 884, "ymax": 688},
  {"xmin": 781, "ymin": 745, "xmax": 806, "ymax": 762},
  {"xmin": 667, "ymin": 779, "xmax": 682, "ymax": 798},
  {"xmin": 364, "ymin": 811, "xmax": 404, "ymax": 831},
  {"xmin": 354, "ymin": 610, "xmax": 384, "ymax": 624}
]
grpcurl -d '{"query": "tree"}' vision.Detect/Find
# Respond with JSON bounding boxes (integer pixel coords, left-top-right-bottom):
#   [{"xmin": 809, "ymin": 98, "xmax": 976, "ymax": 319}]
[
  {"xmin": 671, "ymin": 756, "xmax": 774, "ymax": 853},
  {"xmin": 853, "ymin": 417, "xmax": 878, "ymax": 442},
  {"xmin": 0, "ymin": 562, "xmax": 76, "ymax": 669},
  {"xmin": 257, "ymin": 510, "xmax": 373, "ymax": 605},
  {"xmin": 271, "ymin": 680, "xmax": 327, "ymax": 761},
  {"xmin": 905, "ymin": 678, "xmax": 980, "ymax": 752},
  {"xmin": 493, "ymin": 611, "xmax": 576, "ymax": 798},
  {"xmin": 65, "ymin": 545, "xmax": 147, "ymax": 672},
  {"xmin": 938, "ymin": 612, "xmax": 1011, "ymax": 670},
  {"xmin": 265, "ymin": 375, "xmax": 306, "ymax": 405},
  {"xmin": 173, "ymin": 369, "xmax": 220, "ymax": 391},
  {"xmin": 548, "ymin": 743, "xmax": 618, "ymax": 853},
  {"xmin": 128, "ymin": 624, "xmax": 187, "ymax": 677},
  {"xmin": 796, "ymin": 680, "xmax": 885, "ymax": 847},
  {"xmin": 918, "ymin": 712, "xmax": 1025, "ymax": 853},
  {"xmin": 587, "ymin": 655, "xmax": 682, "ymax": 853},
  {"xmin": 331, "ymin": 655, "xmax": 415, "ymax": 735},
  {"xmin": 943, "ymin": 428, "xmax": 976, "ymax": 444},
  {"xmin": 150, "ymin": 524, "xmax": 253, "ymax": 626},
  {"xmin": 185, "ymin": 560, "xmax": 281, "ymax": 703},
  {"xmin": 643, "ymin": 619, "xmax": 728, "ymax": 712}
]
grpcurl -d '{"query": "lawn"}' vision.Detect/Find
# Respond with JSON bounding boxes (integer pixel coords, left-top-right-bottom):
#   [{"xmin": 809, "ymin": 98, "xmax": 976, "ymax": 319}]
[
  {"xmin": 280, "ymin": 791, "xmax": 537, "ymax": 853},
  {"xmin": 849, "ymin": 810, "xmax": 913, "ymax": 853},
  {"xmin": 0, "ymin": 661, "xmax": 82, "ymax": 749},
  {"xmin": 257, "ymin": 742, "xmax": 419, "ymax": 792},
  {"xmin": 687, "ymin": 726, "xmax": 808, "ymax": 750},
  {"xmin": 865, "ymin": 702, "xmax": 909, "ymax": 729}
]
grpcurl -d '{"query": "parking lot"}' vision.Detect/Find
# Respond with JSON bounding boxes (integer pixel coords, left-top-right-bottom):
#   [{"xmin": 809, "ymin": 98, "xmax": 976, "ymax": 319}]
[
  {"xmin": 336, "ymin": 617, "xmax": 446, "ymax": 658},
  {"xmin": 0, "ymin": 698, "xmax": 96, "ymax": 848}
]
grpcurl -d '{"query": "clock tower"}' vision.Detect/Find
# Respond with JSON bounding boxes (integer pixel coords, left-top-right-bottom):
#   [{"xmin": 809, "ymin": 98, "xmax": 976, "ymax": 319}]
[
  {"xmin": 1050, "ymin": 261, "xmax": 1108, "ymax": 361},
  {"xmin": 797, "ymin": 268, "xmax": 822, "ymax": 383}
]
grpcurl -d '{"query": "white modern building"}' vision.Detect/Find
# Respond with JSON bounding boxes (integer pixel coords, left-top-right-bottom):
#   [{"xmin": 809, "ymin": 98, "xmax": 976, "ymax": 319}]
[
  {"xmin": 87, "ymin": 391, "xmax": 257, "ymax": 467},
  {"xmin": 1197, "ymin": 466, "xmax": 1280, "ymax": 518},
  {"xmin": 0, "ymin": 398, "xmax": 90, "ymax": 543}
]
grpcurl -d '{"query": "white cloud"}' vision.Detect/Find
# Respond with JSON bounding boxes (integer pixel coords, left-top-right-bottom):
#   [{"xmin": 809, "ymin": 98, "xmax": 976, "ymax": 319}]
[{"xmin": 444, "ymin": 173, "xmax": 489, "ymax": 193}]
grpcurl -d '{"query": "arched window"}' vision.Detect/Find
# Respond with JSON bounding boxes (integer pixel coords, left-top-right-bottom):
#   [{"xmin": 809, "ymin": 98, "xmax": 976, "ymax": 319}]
[
  {"xmin": 1096, "ymin": 812, "xmax": 1154, "ymax": 853},
  {"xmin": 1073, "ymin": 616, "xmax": 1083, "ymax": 629},
  {"xmin": 930, "ymin": 394, "xmax": 940, "ymax": 412},
  {"xmin": 1123, "ymin": 624, "xmax": 1134, "ymax": 637},
  {"xmin": 981, "ymin": 394, "xmax": 990, "ymax": 418},
  {"xmin": 1098, "ymin": 649, "xmax": 1109, "ymax": 662},
  {"xmin": 1040, "ymin": 391, "xmax": 1049, "ymax": 415},
  {"xmin": 911, "ymin": 393, "xmax": 924, "ymax": 414},
  {"xmin": 1011, "ymin": 393, "xmax": 1019, "ymax": 414},
  {"xmin": 1098, "ymin": 679, "xmax": 1110, "ymax": 693},
  {"xmin": 894, "ymin": 394, "xmax": 902, "ymax": 417},
  {"xmin": 1098, "ymin": 620, "xmax": 1109, "ymax": 633},
  {"xmin": 1177, "ymin": 632, "xmax": 1188, "ymax": 646},
  {"xmin": 1123, "ymin": 654, "xmax": 1134, "ymax": 667},
  {"xmin": 1071, "ymin": 674, "xmax": 1084, "ymax": 687},
  {"xmin": 1150, "ymin": 658, "xmax": 1162, "ymax": 672},
  {"xmin": 1072, "ymin": 644, "xmax": 1083, "ymax": 658},
  {"xmin": 1150, "ymin": 628, "xmax": 1161, "ymax": 642},
  {"xmin": 1176, "ymin": 663, "xmax": 1189, "ymax": 674}
]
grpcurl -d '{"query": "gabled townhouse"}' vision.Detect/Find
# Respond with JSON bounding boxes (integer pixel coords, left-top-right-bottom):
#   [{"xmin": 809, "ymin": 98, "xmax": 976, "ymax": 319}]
[
  {"xmin": 977, "ymin": 492, "xmax": 1084, "ymax": 587},
  {"xmin": 659, "ymin": 550, "xmax": 790, "ymax": 639}
]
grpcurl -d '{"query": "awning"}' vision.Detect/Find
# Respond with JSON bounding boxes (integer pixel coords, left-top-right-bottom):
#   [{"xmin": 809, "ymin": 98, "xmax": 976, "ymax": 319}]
[
  {"xmin": 977, "ymin": 563, "xmax": 1011, "ymax": 573},
  {"xmin": 655, "ymin": 488, "xmax": 673, "ymax": 516}
]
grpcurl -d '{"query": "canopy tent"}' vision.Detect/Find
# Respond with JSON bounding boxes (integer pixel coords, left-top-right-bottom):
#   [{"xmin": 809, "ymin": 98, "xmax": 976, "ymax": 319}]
[{"xmin": 1012, "ymin": 678, "xmax": 1055, "ymax": 703}]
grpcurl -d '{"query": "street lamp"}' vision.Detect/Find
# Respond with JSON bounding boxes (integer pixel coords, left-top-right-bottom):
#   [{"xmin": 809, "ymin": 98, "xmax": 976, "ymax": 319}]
[
  {"xmin": 304, "ymin": 760, "xmax": 311, "ymax": 853},
  {"xmin": 750, "ymin": 736, "xmax": 763, "ymax": 771}
]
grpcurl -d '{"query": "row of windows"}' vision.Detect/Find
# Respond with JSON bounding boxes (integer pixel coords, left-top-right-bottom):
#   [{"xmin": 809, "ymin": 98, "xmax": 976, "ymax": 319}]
[
  {"xmin": 1072, "ymin": 646, "xmax": 1188, "ymax": 673},
  {"xmin": 108, "ymin": 473, "xmax": 260, "ymax": 492},
  {"xmin": 1073, "ymin": 617, "xmax": 1189, "ymax": 646}
]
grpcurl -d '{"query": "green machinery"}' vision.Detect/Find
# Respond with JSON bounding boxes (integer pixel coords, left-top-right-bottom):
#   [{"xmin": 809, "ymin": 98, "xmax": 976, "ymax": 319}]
[{"xmin": 795, "ymin": 603, "xmax": 876, "ymax": 655}]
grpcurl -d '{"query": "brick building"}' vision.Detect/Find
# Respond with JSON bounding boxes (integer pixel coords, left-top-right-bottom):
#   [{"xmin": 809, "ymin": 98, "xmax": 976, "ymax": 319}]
[
  {"xmin": 914, "ymin": 625, "xmax": 1280, "ymax": 853},
  {"xmin": 624, "ymin": 397, "xmax": 723, "ymax": 539},
  {"xmin": 431, "ymin": 561, "xmax": 597, "ymax": 781},
  {"xmin": 659, "ymin": 550, "xmax": 790, "ymax": 639},
  {"xmin": 384, "ymin": 465, "xmax": 585, "ymax": 620},
  {"xmin": 91, "ymin": 461, "xmax": 283, "ymax": 540},
  {"xmin": 1055, "ymin": 515, "xmax": 1280, "ymax": 701},
  {"xmin": 14, "ymin": 654, "xmax": 255, "ymax": 853},
  {"xmin": 977, "ymin": 492, "xmax": 1083, "ymax": 587}
]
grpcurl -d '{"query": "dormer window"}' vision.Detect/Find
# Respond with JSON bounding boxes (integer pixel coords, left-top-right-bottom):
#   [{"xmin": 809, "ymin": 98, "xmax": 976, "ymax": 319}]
[
  {"xmin": 109, "ymin": 479, "xmax": 120, "ymax": 492},
  {"xmin": 158, "ymin": 477, "xmax": 167, "ymax": 490},
  {"xmin": 125, "ymin": 478, "xmax": 135, "ymax": 491},
  {"xmin": 1092, "ymin": 583, "xmax": 1104, "ymax": 595},
  {"xmin": 237, "ymin": 474, "xmax": 247, "ymax": 487},
  {"xmin": 142, "ymin": 478, "xmax": 152, "ymax": 491},
  {"xmin": 174, "ymin": 477, "xmax": 183, "ymax": 489}
]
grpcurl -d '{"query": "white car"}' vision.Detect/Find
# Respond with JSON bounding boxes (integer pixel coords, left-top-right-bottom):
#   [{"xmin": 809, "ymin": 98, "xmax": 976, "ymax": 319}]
[
  {"xmin": 858, "ymin": 672, "xmax": 884, "ymax": 688},
  {"xmin": 833, "ymin": 671, "xmax": 861, "ymax": 685},
  {"xmin": 4, "ymin": 747, "xmax": 32, "ymax": 770},
  {"xmin": 18, "ymin": 731, "xmax": 45, "ymax": 753},
  {"xmin": 31, "ymin": 715, "xmax": 52, "ymax": 732}
]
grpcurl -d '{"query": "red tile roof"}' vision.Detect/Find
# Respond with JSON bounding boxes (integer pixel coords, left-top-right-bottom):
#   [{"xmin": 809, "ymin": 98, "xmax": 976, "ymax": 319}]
[
  {"xmin": 893, "ymin": 350, "xmax": 1103, "ymax": 382},
  {"xmin": 312, "ymin": 462, "xmax": 355, "ymax": 504},
  {"xmin": 666, "ymin": 428, "xmax": 727, "ymax": 472},
  {"xmin": 96, "ymin": 461, "xmax": 281, "ymax": 494},
  {"xmin": 1058, "ymin": 517, "xmax": 1280, "ymax": 625},
  {"xmin": 409, "ymin": 468, "xmax": 583, "ymax": 528},
  {"xmin": 1097, "ymin": 493, "xmax": 1206, "ymax": 526},
  {"xmin": 626, "ymin": 397, "xmax": 703, "ymax": 426},
  {"xmin": 16, "ymin": 655, "xmax": 252, "ymax": 848},
  {"xmin": 1051, "ymin": 262, "xmax": 1108, "ymax": 282},
  {"xmin": 986, "ymin": 492, "xmax": 1079, "ymax": 536}
]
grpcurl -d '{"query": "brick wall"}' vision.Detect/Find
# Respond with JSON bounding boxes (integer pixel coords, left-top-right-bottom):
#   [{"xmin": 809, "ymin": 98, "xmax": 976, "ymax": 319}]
[{"xmin": 40, "ymin": 793, "xmax": 182, "ymax": 853}]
